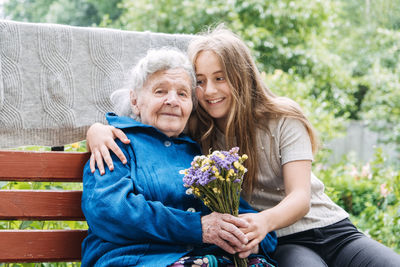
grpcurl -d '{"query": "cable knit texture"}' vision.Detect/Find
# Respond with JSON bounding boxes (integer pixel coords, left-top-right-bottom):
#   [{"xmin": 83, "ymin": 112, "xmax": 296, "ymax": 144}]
[{"xmin": 0, "ymin": 20, "xmax": 193, "ymax": 148}]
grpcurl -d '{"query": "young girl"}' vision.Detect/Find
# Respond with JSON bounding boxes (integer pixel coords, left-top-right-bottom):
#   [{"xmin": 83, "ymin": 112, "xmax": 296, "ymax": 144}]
[{"xmin": 86, "ymin": 26, "xmax": 400, "ymax": 266}]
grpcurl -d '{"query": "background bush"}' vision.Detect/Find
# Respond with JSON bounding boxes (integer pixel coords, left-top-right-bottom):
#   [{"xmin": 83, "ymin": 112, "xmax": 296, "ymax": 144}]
[{"xmin": 315, "ymin": 148, "xmax": 400, "ymax": 252}]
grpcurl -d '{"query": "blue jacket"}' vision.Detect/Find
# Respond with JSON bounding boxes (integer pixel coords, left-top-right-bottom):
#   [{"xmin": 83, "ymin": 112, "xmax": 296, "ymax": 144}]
[{"xmin": 81, "ymin": 113, "xmax": 277, "ymax": 266}]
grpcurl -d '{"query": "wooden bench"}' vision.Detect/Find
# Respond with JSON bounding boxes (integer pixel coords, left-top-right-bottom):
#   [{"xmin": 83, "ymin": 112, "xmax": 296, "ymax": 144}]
[{"xmin": 0, "ymin": 150, "xmax": 90, "ymax": 263}]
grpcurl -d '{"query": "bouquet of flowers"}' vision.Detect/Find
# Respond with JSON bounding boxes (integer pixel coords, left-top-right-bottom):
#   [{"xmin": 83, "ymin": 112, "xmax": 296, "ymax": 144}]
[{"xmin": 181, "ymin": 147, "xmax": 248, "ymax": 267}]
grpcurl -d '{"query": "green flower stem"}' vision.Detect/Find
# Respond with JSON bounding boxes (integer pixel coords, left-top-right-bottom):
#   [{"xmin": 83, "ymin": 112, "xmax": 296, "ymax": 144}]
[
  {"xmin": 199, "ymin": 186, "xmax": 222, "ymax": 211},
  {"xmin": 234, "ymin": 254, "xmax": 248, "ymax": 267}
]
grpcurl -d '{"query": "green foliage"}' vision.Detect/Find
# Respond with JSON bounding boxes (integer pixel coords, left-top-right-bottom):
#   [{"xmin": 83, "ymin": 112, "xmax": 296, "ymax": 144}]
[
  {"xmin": 339, "ymin": 0, "xmax": 400, "ymax": 30},
  {"xmin": 2, "ymin": 0, "xmax": 54, "ymax": 22},
  {"xmin": 358, "ymin": 31, "xmax": 400, "ymax": 150},
  {"xmin": 115, "ymin": 0, "xmax": 333, "ymax": 73},
  {"xmin": 315, "ymin": 148, "xmax": 400, "ymax": 252},
  {"xmin": 331, "ymin": 0, "xmax": 400, "ymax": 148},
  {"xmin": 10, "ymin": 141, "xmax": 87, "ymax": 152},
  {"xmin": 264, "ymin": 70, "xmax": 346, "ymax": 142},
  {"xmin": 2, "ymin": 0, "xmax": 123, "ymax": 26}
]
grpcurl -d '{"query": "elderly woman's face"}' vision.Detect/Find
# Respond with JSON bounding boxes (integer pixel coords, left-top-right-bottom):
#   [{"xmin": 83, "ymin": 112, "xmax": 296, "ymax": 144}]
[{"xmin": 131, "ymin": 68, "xmax": 193, "ymax": 137}]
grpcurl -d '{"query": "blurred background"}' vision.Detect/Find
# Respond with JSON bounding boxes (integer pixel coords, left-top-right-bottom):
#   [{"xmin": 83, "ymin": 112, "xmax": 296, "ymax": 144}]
[
  {"xmin": 1, "ymin": 0, "xmax": 399, "ymax": 163},
  {"xmin": 0, "ymin": 0, "xmax": 399, "ymax": 263}
]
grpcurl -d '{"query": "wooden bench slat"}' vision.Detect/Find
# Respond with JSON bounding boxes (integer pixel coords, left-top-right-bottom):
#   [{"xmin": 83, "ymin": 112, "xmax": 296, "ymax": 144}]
[
  {"xmin": 0, "ymin": 151, "xmax": 90, "ymax": 182},
  {"xmin": 0, "ymin": 230, "xmax": 87, "ymax": 262},
  {"xmin": 0, "ymin": 190, "xmax": 84, "ymax": 220},
  {"xmin": 0, "ymin": 150, "xmax": 89, "ymax": 262}
]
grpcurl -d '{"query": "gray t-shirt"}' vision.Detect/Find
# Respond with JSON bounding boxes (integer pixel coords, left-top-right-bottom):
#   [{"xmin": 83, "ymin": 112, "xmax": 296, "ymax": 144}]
[{"xmin": 218, "ymin": 117, "xmax": 348, "ymax": 237}]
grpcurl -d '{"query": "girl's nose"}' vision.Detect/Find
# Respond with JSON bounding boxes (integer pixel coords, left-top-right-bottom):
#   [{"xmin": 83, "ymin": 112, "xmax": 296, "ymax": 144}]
[{"xmin": 203, "ymin": 81, "xmax": 217, "ymax": 95}]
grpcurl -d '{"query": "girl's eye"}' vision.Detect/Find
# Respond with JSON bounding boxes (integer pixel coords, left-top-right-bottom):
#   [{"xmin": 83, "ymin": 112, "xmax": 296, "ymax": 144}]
[
  {"xmin": 216, "ymin": 76, "xmax": 225, "ymax": 81},
  {"xmin": 196, "ymin": 80, "xmax": 204, "ymax": 85}
]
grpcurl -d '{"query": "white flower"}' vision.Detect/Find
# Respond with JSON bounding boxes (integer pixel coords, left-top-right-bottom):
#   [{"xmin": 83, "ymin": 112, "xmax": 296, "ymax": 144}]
[
  {"xmin": 187, "ymin": 207, "xmax": 196, "ymax": 212},
  {"xmin": 186, "ymin": 188, "xmax": 193, "ymax": 195}
]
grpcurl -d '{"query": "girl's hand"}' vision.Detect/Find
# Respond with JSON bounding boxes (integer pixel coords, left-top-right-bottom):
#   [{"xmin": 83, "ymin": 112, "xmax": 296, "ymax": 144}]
[
  {"xmin": 237, "ymin": 212, "xmax": 270, "ymax": 257},
  {"xmin": 201, "ymin": 212, "xmax": 249, "ymax": 254},
  {"xmin": 237, "ymin": 243, "xmax": 259, "ymax": 258},
  {"xmin": 86, "ymin": 123, "xmax": 130, "ymax": 175}
]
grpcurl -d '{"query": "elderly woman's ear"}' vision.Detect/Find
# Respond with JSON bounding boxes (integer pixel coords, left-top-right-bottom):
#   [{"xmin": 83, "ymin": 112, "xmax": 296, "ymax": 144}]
[{"xmin": 130, "ymin": 90, "xmax": 140, "ymax": 117}]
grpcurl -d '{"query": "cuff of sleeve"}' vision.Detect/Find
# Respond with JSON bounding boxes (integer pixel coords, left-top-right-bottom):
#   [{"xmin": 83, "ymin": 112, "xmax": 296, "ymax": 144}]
[
  {"xmin": 179, "ymin": 211, "xmax": 204, "ymax": 245},
  {"xmin": 259, "ymin": 231, "xmax": 277, "ymax": 255}
]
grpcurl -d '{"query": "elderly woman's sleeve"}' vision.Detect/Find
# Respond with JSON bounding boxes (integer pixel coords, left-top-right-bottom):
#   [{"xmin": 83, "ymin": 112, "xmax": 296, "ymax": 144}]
[{"xmin": 81, "ymin": 142, "xmax": 203, "ymax": 246}]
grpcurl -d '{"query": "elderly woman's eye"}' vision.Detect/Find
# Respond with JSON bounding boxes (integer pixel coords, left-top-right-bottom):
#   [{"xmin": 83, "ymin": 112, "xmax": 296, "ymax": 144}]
[
  {"xmin": 179, "ymin": 91, "xmax": 189, "ymax": 97},
  {"xmin": 154, "ymin": 88, "xmax": 164, "ymax": 94}
]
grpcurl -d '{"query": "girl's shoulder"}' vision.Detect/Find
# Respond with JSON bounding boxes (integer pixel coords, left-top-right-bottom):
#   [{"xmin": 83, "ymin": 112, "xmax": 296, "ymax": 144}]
[{"xmin": 264, "ymin": 116, "xmax": 306, "ymax": 135}]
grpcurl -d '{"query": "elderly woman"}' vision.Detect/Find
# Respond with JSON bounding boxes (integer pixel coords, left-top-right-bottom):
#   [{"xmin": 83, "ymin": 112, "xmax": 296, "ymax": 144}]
[{"xmin": 81, "ymin": 48, "xmax": 277, "ymax": 267}]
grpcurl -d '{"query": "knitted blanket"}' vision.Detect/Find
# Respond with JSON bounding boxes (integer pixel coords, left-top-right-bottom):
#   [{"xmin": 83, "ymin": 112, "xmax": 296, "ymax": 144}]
[{"xmin": 0, "ymin": 20, "xmax": 193, "ymax": 148}]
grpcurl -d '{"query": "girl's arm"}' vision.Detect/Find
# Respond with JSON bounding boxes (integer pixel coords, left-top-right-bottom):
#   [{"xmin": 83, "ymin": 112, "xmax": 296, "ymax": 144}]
[
  {"xmin": 237, "ymin": 160, "xmax": 311, "ymax": 257},
  {"xmin": 86, "ymin": 122, "xmax": 129, "ymax": 174}
]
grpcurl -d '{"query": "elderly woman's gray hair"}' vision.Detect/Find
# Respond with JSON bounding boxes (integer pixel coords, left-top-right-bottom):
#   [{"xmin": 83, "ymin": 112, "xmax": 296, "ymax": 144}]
[{"xmin": 111, "ymin": 48, "xmax": 196, "ymax": 117}]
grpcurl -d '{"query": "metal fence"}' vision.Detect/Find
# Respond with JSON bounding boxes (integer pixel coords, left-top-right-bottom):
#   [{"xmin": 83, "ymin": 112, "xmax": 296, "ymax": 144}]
[{"xmin": 325, "ymin": 121, "xmax": 399, "ymax": 164}]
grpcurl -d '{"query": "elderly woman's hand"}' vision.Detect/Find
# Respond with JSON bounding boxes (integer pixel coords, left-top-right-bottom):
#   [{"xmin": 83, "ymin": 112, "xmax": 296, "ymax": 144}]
[
  {"xmin": 87, "ymin": 122, "xmax": 130, "ymax": 175},
  {"xmin": 201, "ymin": 212, "xmax": 249, "ymax": 254}
]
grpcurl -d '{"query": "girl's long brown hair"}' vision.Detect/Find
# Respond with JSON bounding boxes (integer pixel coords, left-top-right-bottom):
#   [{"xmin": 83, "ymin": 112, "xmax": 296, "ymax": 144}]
[{"xmin": 188, "ymin": 26, "xmax": 319, "ymax": 195}]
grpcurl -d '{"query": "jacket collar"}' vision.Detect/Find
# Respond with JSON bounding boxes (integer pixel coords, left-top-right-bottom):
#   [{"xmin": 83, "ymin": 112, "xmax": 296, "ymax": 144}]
[{"xmin": 105, "ymin": 112, "xmax": 197, "ymax": 144}]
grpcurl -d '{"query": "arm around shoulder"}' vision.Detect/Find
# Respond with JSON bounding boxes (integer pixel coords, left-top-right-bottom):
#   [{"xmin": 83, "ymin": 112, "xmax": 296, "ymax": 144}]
[
  {"xmin": 82, "ymin": 141, "xmax": 203, "ymax": 246},
  {"xmin": 86, "ymin": 122, "xmax": 130, "ymax": 174}
]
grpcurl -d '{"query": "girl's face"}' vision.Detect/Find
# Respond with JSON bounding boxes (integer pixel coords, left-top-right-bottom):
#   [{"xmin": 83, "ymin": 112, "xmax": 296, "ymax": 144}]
[{"xmin": 195, "ymin": 50, "xmax": 233, "ymax": 130}]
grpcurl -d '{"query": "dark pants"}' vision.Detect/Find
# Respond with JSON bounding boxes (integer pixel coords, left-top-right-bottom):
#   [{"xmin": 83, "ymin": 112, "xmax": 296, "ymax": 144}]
[{"xmin": 273, "ymin": 218, "xmax": 400, "ymax": 267}]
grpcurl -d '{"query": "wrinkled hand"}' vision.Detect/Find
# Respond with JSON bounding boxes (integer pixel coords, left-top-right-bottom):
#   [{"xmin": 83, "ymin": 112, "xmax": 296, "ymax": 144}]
[
  {"xmin": 87, "ymin": 123, "xmax": 130, "ymax": 175},
  {"xmin": 237, "ymin": 212, "xmax": 269, "ymax": 257},
  {"xmin": 201, "ymin": 212, "xmax": 249, "ymax": 254}
]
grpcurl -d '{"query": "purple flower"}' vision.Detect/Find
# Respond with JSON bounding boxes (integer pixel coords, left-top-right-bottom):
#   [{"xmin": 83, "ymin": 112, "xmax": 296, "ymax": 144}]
[{"xmin": 180, "ymin": 146, "xmax": 248, "ymax": 267}]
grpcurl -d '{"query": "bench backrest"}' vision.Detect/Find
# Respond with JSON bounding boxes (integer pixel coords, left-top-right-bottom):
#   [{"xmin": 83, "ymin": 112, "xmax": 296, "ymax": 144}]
[
  {"xmin": 0, "ymin": 19, "xmax": 193, "ymax": 149},
  {"xmin": 0, "ymin": 150, "xmax": 90, "ymax": 263}
]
